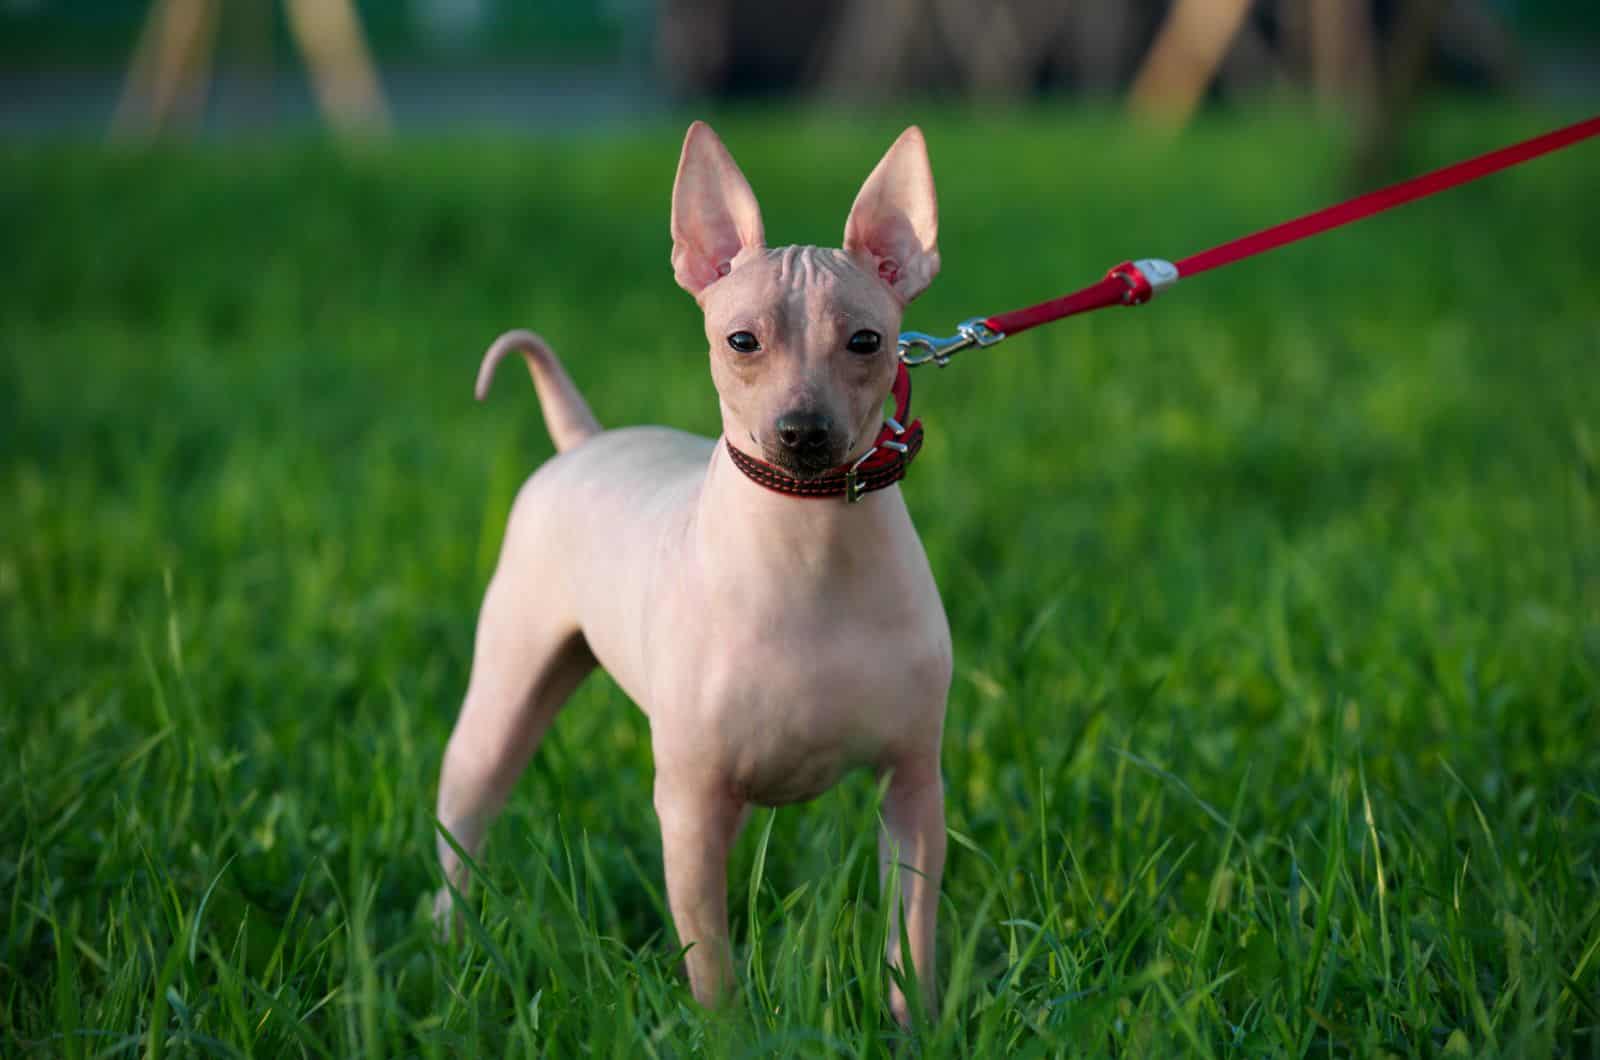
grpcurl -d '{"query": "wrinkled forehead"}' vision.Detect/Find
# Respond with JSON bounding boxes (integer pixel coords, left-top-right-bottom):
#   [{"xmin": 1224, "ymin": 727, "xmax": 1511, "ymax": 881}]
[{"xmin": 703, "ymin": 245, "xmax": 900, "ymax": 330}]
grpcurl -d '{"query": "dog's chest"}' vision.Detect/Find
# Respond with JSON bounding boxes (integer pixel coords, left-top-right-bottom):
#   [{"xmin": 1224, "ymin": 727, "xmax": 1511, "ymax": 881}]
[
  {"xmin": 685, "ymin": 611, "xmax": 946, "ymax": 806},
  {"xmin": 610, "ymin": 482, "xmax": 951, "ymax": 806}
]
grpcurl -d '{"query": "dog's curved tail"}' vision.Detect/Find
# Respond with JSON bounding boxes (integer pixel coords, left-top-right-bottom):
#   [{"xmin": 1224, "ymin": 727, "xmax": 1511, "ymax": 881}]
[{"xmin": 475, "ymin": 330, "xmax": 602, "ymax": 453}]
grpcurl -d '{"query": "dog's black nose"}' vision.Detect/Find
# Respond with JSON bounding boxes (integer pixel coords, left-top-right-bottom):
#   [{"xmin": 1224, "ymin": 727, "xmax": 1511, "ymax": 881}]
[{"xmin": 775, "ymin": 411, "xmax": 832, "ymax": 452}]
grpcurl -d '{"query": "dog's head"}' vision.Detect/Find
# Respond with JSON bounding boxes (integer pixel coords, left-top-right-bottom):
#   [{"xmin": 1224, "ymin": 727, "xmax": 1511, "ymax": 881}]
[{"xmin": 670, "ymin": 122, "xmax": 940, "ymax": 478}]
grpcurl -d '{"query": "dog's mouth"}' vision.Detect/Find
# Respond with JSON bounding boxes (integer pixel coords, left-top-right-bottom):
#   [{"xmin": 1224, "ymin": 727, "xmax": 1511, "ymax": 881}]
[{"xmin": 755, "ymin": 433, "xmax": 845, "ymax": 479}]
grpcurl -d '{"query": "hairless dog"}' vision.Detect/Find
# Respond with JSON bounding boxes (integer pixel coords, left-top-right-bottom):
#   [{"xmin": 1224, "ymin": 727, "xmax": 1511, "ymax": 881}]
[{"xmin": 434, "ymin": 122, "xmax": 951, "ymax": 1026}]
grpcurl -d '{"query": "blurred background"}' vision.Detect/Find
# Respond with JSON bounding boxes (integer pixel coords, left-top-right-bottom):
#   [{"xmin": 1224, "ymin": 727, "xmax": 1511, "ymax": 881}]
[{"xmin": 0, "ymin": 0, "xmax": 1595, "ymax": 142}]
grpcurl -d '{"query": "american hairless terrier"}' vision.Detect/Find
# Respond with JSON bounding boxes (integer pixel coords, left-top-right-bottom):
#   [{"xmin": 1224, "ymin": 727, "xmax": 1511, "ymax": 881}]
[{"xmin": 434, "ymin": 122, "xmax": 951, "ymax": 1025}]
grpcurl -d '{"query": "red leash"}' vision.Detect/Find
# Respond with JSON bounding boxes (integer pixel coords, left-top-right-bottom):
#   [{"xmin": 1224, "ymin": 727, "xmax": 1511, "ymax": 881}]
[
  {"xmin": 732, "ymin": 116, "xmax": 1595, "ymax": 503},
  {"xmin": 901, "ymin": 114, "xmax": 1600, "ymax": 365}
]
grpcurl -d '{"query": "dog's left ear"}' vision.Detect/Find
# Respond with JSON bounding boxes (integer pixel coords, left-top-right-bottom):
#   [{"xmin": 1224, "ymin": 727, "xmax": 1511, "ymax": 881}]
[{"xmin": 843, "ymin": 127, "xmax": 940, "ymax": 303}]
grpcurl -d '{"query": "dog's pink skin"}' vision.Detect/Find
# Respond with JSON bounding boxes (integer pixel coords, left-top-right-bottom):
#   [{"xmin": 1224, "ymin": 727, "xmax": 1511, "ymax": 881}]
[{"xmin": 434, "ymin": 122, "xmax": 950, "ymax": 1025}]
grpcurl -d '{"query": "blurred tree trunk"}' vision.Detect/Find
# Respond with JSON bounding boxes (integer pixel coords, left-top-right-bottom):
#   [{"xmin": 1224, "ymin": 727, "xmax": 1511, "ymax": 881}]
[
  {"xmin": 283, "ymin": 0, "xmax": 390, "ymax": 136},
  {"xmin": 113, "ymin": 0, "xmax": 219, "ymax": 136},
  {"xmin": 927, "ymin": 0, "xmax": 1072, "ymax": 99},
  {"xmin": 1351, "ymin": 0, "xmax": 1515, "ymax": 184},
  {"xmin": 1129, "ymin": 0, "xmax": 1255, "ymax": 128},
  {"xmin": 657, "ymin": 0, "xmax": 735, "ymax": 96},
  {"xmin": 115, "ymin": 0, "xmax": 388, "ymax": 140},
  {"xmin": 1215, "ymin": 17, "xmax": 1285, "ymax": 97},
  {"xmin": 812, "ymin": 0, "xmax": 927, "ymax": 98},
  {"xmin": 1308, "ymin": 0, "xmax": 1378, "ymax": 117},
  {"xmin": 1056, "ymin": 0, "xmax": 1146, "ymax": 95},
  {"xmin": 1351, "ymin": 0, "xmax": 1450, "ymax": 185}
]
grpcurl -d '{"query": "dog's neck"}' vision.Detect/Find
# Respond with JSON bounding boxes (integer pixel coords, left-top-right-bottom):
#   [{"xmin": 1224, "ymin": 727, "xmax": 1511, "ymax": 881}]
[{"xmin": 693, "ymin": 438, "xmax": 907, "ymax": 576}]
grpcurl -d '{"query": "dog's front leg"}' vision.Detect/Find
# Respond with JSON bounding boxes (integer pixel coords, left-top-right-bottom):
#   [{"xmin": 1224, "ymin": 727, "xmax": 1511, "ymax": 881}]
[
  {"xmin": 654, "ymin": 774, "xmax": 746, "ymax": 1007},
  {"xmin": 880, "ymin": 761, "xmax": 946, "ymax": 1026}
]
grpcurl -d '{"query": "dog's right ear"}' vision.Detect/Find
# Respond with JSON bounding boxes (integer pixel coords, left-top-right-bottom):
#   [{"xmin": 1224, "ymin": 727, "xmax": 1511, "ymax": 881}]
[{"xmin": 671, "ymin": 121, "xmax": 766, "ymax": 297}]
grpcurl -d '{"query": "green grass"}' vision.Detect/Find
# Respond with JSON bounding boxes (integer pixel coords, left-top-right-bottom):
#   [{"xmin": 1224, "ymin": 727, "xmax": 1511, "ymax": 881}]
[{"xmin": 3, "ymin": 104, "xmax": 1599, "ymax": 1057}]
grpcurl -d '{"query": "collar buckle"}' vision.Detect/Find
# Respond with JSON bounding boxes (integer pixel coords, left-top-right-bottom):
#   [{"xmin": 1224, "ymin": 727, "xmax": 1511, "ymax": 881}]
[{"xmin": 844, "ymin": 445, "xmax": 879, "ymax": 504}]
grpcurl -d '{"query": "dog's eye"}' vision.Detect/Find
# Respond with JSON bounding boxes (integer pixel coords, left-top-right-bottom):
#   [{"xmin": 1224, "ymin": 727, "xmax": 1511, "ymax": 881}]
[
  {"xmin": 846, "ymin": 330, "xmax": 882, "ymax": 354},
  {"xmin": 726, "ymin": 331, "xmax": 761, "ymax": 354}
]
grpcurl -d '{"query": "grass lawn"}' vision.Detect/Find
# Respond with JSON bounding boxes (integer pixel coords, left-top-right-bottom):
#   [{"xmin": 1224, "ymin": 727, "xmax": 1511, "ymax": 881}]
[{"xmin": 4, "ymin": 105, "xmax": 1599, "ymax": 1057}]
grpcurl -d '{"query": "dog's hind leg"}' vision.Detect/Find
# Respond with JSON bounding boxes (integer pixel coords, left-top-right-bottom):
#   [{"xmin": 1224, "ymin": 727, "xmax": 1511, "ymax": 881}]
[{"xmin": 432, "ymin": 561, "xmax": 596, "ymax": 932}]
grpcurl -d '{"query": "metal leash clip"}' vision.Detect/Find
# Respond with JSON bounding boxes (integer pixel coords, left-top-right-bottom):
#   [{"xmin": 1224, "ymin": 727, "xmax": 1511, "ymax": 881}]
[
  {"xmin": 843, "ymin": 417, "xmax": 909, "ymax": 503},
  {"xmin": 898, "ymin": 316, "xmax": 1006, "ymax": 368}
]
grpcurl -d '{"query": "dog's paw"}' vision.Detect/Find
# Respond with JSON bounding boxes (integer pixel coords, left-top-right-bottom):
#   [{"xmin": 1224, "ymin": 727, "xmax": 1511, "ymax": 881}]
[{"xmin": 431, "ymin": 886, "xmax": 462, "ymax": 943}]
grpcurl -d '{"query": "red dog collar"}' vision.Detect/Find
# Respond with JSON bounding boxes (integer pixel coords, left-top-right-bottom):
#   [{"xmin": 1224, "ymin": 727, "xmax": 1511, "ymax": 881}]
[{"xmin": 726, "ymin": 362, "xmax": 924, "ymax": 503}]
